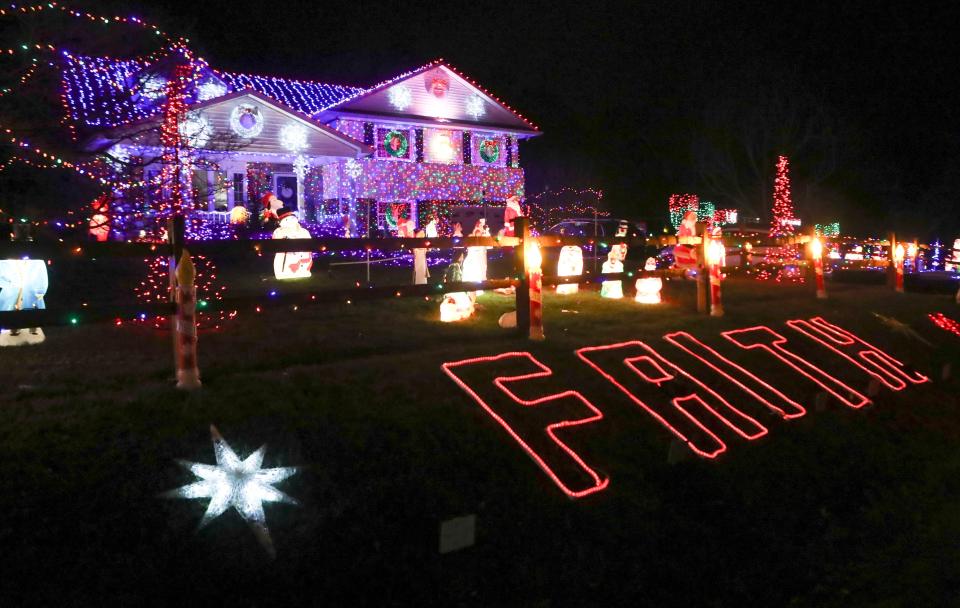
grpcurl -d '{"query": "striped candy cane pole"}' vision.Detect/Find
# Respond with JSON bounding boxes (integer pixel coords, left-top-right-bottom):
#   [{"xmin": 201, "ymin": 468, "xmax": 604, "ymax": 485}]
[
  {"xmin": 811, "ymin": 237, "xmax": 827, "ymax": 299},
  {"xmin": 175, "ymin": 249, "xmax": 201, "ymax": 390},
  {"xmin": 893, "ymin": 243, "xmax": 905, "ymax": 294},
  {"xmin": 527, "ymin": 239, "xmax": 544, "ymax": 341}
]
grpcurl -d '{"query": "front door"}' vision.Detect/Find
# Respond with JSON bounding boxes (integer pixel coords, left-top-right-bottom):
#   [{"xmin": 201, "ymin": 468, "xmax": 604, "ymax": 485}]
[{"xmin": 274, "ymin": 174, "xmax": 298, "ymax": 210}]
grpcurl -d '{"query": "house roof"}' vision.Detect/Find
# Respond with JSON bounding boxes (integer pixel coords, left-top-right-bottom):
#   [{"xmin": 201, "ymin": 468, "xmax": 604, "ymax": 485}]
[
  {"xmin": 60, "ymin": 53, "xmax": 539, "ymax": 136},
  {"xmin": 88, "ymin": 90, "xmax": 373, "ymax": 158}
]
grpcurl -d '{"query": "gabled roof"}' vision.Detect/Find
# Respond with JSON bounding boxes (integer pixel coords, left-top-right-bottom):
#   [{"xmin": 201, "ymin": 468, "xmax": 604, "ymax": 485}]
[
  {"xmin": 89, "ymin": 90, "xmax": 373, "ymax": 158},
  {"xmin": 61, "ymin": 52, "xmax": 364, "ymax": 129},
  {"xmin": 317, "ymin": 59, "xmax": 540, "ymax": 135}
]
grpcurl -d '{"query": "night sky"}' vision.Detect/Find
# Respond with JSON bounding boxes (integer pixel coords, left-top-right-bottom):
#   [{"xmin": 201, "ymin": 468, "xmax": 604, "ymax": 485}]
[{"xmin": 15, "ymin": 1, "xmax": 960, "ymax": 235}]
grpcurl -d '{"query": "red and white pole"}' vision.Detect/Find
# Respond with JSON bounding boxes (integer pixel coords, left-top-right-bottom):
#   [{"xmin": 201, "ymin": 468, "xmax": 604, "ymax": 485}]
[
  {"xmin": 527, "ymin": 239, "xmax": 545, "ymax": 340},
  {"xmin": 706, "ymin": 238, "xmax": 724, "ymax": 317},
  {"xmin": 893, "ymin": 243, "xmax": 905, "ymax": 293},
  {"xmin": 175, "ymin": 249, "xmax": 201, "ymax": 390},
  {"xmin": 811, "ymin": 237, "xmax": 827, "ymax": 299}
]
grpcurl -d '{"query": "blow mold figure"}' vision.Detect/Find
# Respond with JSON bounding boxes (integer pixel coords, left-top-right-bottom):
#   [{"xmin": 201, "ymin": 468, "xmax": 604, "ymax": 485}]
[
  {"xmin": 272, "ymin": 208, "xmax": 313, "ymax": 279},
  {"xmin": 635, "ymin": 257, "xmax": 662, "ymax": 304},
  {"xmin": 556, "ymin": 245, "xmax": 583, "ymax": 295},
  {"xmin": 600, "ymin": 249, "xmax": 624, "ymax": 299}
]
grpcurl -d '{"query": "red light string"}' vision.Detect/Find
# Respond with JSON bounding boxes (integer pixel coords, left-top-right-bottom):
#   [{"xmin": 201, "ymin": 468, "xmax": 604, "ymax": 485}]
[
  {"xmin": 721, "ymin": 326, "xmax": 870, "ymax": 409},
  {"xmin": 441, "ymin": 352, "xmax": 609, "ymax": 499},
  {"xmin": 786, "ymin": 317, "xmax": 929, "ymax": 391},
  {"xmin": 575, "ymin": 341, "xmax": 768, "ymax": 459},
  {"xmin": 928, "ymin": 312, "xmax": 960, "ymax": 338}
]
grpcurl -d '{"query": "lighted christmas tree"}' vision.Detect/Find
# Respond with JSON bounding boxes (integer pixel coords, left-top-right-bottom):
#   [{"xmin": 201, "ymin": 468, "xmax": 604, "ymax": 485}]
[
  {"xmin": 133, "ymin": 255, "xmax": 235, "ymax": 330},
  {"xmin": 770, "ymin": 155, "xmax": 796, "ymax": 237}
]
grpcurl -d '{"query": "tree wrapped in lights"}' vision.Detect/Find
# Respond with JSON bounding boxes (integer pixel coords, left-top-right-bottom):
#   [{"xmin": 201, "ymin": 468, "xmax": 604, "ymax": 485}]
[
  {"xmin": 133, "ymin": 255, "xmax": 235, "ymax": 330},
  {"xmin": 770, "ymin": 155, "xmax": 796, "ymax": 237}
]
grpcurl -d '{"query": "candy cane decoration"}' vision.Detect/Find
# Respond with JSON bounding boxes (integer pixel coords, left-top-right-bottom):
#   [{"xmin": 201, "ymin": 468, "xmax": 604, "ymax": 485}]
[{"xmin": 175, "ymin": 249, "xmax": 201, "ymax": 390}]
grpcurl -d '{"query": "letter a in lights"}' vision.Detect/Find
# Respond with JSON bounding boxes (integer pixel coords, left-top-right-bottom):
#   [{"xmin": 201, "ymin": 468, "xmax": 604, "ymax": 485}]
[
  {"xmin": 576, "ymin": 341, "xmax": 768, "ymax": 458},
  {"xmin": 441, "ymin": 352, "xmax": 609, "ymax": 498}
]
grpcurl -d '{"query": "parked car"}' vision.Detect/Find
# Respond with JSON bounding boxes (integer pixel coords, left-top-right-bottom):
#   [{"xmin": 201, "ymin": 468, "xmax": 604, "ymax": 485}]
[{"xmin": 538, "ymin": 218, "xmax": 650, "ymax": 272}]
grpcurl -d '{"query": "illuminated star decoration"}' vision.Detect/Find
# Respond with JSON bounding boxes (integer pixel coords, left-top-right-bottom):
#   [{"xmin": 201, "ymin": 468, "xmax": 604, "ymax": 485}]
[
  {"xmin": 165, "ymin": 425, "xmax": 299, "ymax": 559},
  {"xmin": 872, "ymin": 312, "xmax": 934, "ymax": 346}
]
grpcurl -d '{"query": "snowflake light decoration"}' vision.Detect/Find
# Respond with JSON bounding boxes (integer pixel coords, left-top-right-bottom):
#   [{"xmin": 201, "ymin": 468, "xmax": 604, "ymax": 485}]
[
  {"xmin": 465, "ymin": 94, "xmax": 485, "ymax": 119},
  {"xmin": 179, "ymin": 112, "xmax": 212, "ymax": 148},
  {"xmin": 197, "ymin": 81, "xmax": 228, "ymax": 102},
  {"xmin": 293, "ymin": 154, "xmax": 310, "ymax": 180},
  {"xmin": 344, "ymin": 158, "xmax": 362, "ymax": 180},
  {"xmin": 105, "ymin": 144, "xmax": 129, "ymax": 172},
  {"xmin": 279, "ymin": 123, "xmax": 309, "ymax": 152},
  {"xmin": 165, "ymin": 425, "xmax": 299, "ymax": 559},
  {"xmin": 387, "ymin": 84, "xmax": 412, "ymax": 111}
]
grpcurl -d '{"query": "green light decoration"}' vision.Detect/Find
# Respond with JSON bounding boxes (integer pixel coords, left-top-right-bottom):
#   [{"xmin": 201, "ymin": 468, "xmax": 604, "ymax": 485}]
[
  {"xmin": 383, "ymin": 130, "xmax": 409, "ymax": 159},
  {"xmin": 478, "ymin": 138, "xmax": 500, "ymax": 163},
  {"xmin": 697, "ymin": 201, "xmax": 716, "ymax": 224},
  {"xmin": 815, "ymin": 222, "xmax": 840, "ymax": 237}
]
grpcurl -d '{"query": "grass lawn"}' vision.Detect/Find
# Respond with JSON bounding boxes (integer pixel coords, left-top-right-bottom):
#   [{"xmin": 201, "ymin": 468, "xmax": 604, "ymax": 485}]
[{"xmin": 1, "ymin": 271, "xmax": 958, "ymax": 605}]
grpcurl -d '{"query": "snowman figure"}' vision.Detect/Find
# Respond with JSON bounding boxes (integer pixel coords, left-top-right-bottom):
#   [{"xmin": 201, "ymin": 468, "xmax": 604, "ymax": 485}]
[
  {"xmin": 424, "ymin": 215, "xmax": 439, "ymax": 238},
  {"xmin": 0, "ymin": 258, "xmax": 48, "ymax": 346},
  {"xmin": 413, "ymin": 229, "xmax": 430, "ymax": 285},
  {"xmin": 635, "ymin": 257, "xmax": 662, "ymax": 304},
  {"xmin": 556, "ymin": 245, "xmax": 583, "ymax": 295},
  {"xmin": 272, "ymin": 208, "xmax": 313, "ymax": 279},
  {"xmin": 600, "ymin": 249, "xmax": 624, "ymax": 299}
]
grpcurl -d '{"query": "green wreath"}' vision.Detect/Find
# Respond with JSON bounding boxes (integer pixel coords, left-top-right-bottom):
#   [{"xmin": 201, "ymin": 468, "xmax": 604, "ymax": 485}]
[
  {"xmin": 383, "ymin": 129, "xmax": 409, "ymax": 158},
  {"xmin": 478, "ymin": 138, "xmax": 500, "ymax": 163}
]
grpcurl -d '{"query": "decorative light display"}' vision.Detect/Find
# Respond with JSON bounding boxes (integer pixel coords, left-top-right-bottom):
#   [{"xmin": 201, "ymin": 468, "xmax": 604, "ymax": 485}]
[
  {"xmin": 279, "ymin": 123, "xmax": 309, "ymax": 152},
  {"xmin": 380, "ymin": 128, "xmax": 410, "ymax": 159},
  {"xmin": 600, "ymin": 250, "xmax": 624, "ymax": 298},
  {"xmin": 387, "ymin": 84, "xmax": 412, "ymax": 111},
  {"xmin": 785, "ymin": 317, "xmax": 929, "ymax": 390},
  {"xmin": 722, "ymin": 326, "xmax": 869, "ymax": 409},
  {"xmin": 272, "ymin": 212, "xmax": 313, "ymax": 279},
  {"xmin": 134, "ymin": 255, "xmax": 234, "ymax": 330},
  {"xmin": 634, "ymin": 258, "xmax": 662, "ymax": 304},
  {"xmin": 426, "ymin": 129, "xmax": 459, "ymax": 164},
  {"xmin": 344, "ymin": 158, "xmax": 362, "ymax": 180},
  {"xmin": 477, "ymin": 137, "xmax": 500, "ymax": 164},
  {"xmin": 770, "ymin": 155, "xmax": 797, "ymax": 237},
  {"xmin": 196, "ymin": 80, "xmax": 228, "ymax": 101},
  {"xmin": 178, "ymin": 111, "xmax": 212, "ymax": 148},
  {"xmin": 138, "ymin": 74, "xmax": 168, "ymax": 100},
  {"xmin": 465, "ymin": 94, "xmax": 485, "ymax": 119},
  {"xmin": 814, "ymin": 222, "xmax": 840, "ymax": 237},
  {"xmin": 441, "ymin": 352, "xmax": 609, "ymax": 499},
  {"xmin": 929, "ymin": 312, "xmax": 960, "ymax": 338},
  {"xmin": 668, "ymin": 194, "xmax": 699, "ymax": 230},
  {"xmin": 0, "ymin": 258, "xmax": 48, "ymax": 347},
  {"xmin": 697, "ymin": 201, "xmax": 716, "ymax": 224},
  {"xmin": 441, "ymin": 320, "xmax": 929, "ymax": 497},
  {"xmin": 230, "ymin": 103, "xmax": 264, "ymax": 138},
  {"xmin": 716, "ymin": 209, "xmax": 738, "ymax": 226},
  {"xmin": 165, "ymin": 425, "xmax": 298, "ymax": 559}
]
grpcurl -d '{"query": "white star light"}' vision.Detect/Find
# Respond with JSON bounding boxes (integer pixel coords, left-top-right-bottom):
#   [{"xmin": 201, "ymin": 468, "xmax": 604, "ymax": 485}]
[{"xmin": 165, "ymin": 425, "xmax": 298, "ymax": 558}]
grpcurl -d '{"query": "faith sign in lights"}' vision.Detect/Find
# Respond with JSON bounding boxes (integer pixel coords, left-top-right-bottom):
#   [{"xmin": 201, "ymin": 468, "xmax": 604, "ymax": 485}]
[{"xmin": 442, "ymin": 317, "xmax": 930, "ymax": 499}]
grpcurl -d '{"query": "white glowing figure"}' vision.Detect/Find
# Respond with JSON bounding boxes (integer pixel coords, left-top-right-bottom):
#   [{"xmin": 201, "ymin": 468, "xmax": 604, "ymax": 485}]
[
  {"xmin": 948, "ymin": 239, "xmax": 960, "ymax": 272},
  {"xmin": 344, "ymin": 158, "xmax": 363, "ymax": 180},
  {"xmin": 197, "ymin": 81, "xmax": 228, "ymax": 101},
  {"xmin": 429, "ymin": 130, "xmax": 455, "ymax": 163},
  {"xmin": 600, "ymin": 251, "xmax": 624, "ymax": 299},
  {"xmin": 273, "ymin": 212, "xmax": 313, "ymax": 279},
  {"xmin": 0, "ymin": 258, "xmax": 47, "ymax": 346},
  {"xmin": 387, "ymin": 84, "xmax": 412, "ymax": 111},
  {"xmin": 635, "ymin": 257, "xmax": 662, "ymax": 304},
  {"xmin": 279, "ymin": 123, "xmax": 309, "ymax": 152},
  {"xmin": 556, "ymin": 245, "xmax": 583, "ymax": 295},
  {"xmin": 462, "ymin": 220, "xmax": 489, "ymax": 292},
  {"xmin": 440, "ymin": 292, "xmax": 474, "ymax": 322},
  {"xmin": 106, "ymin": 144, "xmax": 129, "ymax": 172},
  {"xmin": 179, "ymin": 112, "xmax": 212, "ymax": 148},
  {"xmin": 465, "ymin": 94, "xmax": 485, "ymax": 119},
  {"xmin": 140, "ymin": 75, "xmax": 167, "ymax": 100},
  {"xmin": 165, "ymin": 425, "xmax": 298, "ymax": 559},
  {"xmin": 424, "ymin": 218, "xmax": 438, "ymax": 238}
]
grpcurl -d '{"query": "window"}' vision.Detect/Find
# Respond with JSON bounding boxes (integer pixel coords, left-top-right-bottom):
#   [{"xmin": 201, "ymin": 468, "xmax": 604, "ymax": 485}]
[{"xmin": 233, "ymin": 173, "xmax": 245, "ymax": 204}]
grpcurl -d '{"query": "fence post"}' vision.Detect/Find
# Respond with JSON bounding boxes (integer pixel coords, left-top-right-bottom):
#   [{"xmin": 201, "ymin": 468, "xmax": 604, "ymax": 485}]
[
  {"xmin": 886, "ymin": 232, "xmax": 897, "ymax": 288},
  {"xmin": 810, "ymin": 230, "xmax": 827, "ymax": 299},
  {"xmin": 514, "ymin": 217, "xmax": 531, "ymax": 337}
]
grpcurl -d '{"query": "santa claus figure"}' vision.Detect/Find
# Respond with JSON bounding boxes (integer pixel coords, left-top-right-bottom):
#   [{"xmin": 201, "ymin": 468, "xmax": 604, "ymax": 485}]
[
  {"xmin": 556, "ymin": 245, "xmax": 583, "ymax": 295},
  {"xmin": 635, "ymin": 257, "xmax": 662, "ymax": 304},
  {"xmin": 88, "ymin": 195, "xmax": 111, "ymax": 242},
  {"xmin": 272, "ymin": 208, "xmax": 313, "ymax": 279},
  {"xmin": 502, "ymin": 195, "xmax": 523, "ymax": 237},
  {"xmin": 673, "ymin": 210, "xmax": 699, "ymax": 270},
  {"xmin": 600, "ymin": 249, "xmax": 624, "ymax": 299},
  {"xmin": 261, "ymin": 192, "xmax": 283, "ymax": 229}
]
